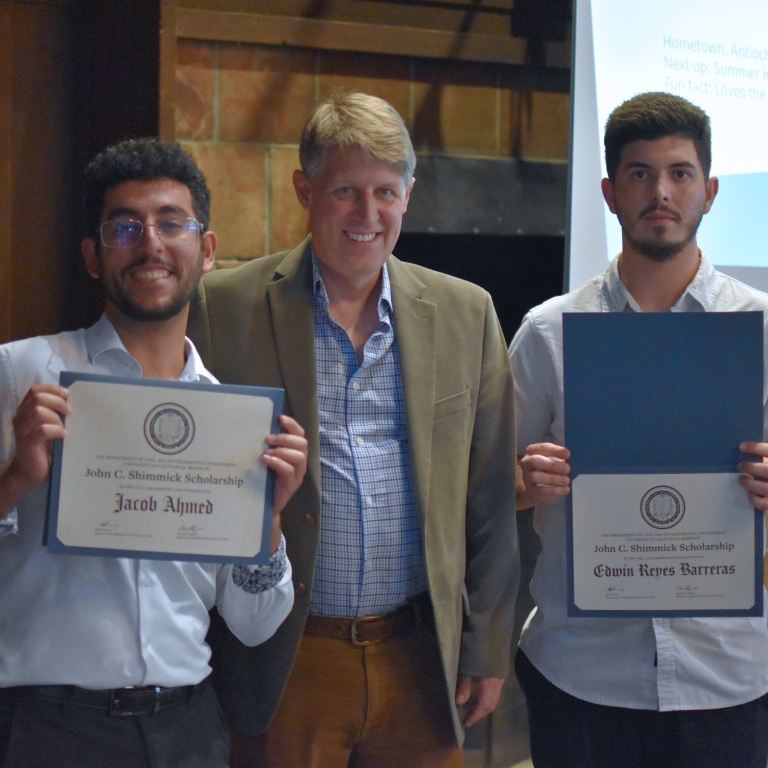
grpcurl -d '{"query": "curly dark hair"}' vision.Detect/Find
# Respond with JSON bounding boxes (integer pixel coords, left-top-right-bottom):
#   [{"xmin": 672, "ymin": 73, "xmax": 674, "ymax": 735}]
[
  {"xmin": 83, "ymin": 138, "xmax": 211, "ymax": 236},
  {"xmin": 604, "ymin": 92, "xmax": 711, "ymax": 181}
]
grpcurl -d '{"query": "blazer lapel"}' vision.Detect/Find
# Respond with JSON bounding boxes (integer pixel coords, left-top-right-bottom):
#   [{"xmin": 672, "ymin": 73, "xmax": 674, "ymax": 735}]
[
  {"xmin": 266, "ymin": 240, "xmax": 322, "ymax": 491},
  {"xmin": 388, "ymin": 256, "xmax": 436, "ymax": 526}
]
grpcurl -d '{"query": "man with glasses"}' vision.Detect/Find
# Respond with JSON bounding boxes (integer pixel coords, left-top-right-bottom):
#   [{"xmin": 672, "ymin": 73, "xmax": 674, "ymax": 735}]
[{"xmin": 0, "ymin": 138, "xmax": 307, "ymax": 768}]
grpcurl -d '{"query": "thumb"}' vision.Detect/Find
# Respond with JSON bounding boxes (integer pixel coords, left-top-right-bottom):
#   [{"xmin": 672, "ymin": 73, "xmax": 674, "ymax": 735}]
[{"xmin": 455, "ymin": 676, "xmax": 473, "ymax": 706}]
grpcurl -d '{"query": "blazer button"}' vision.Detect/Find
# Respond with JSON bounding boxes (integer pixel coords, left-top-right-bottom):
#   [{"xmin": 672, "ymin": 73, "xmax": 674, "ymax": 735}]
[
  {"xmin": 295, "ymin": 583, "xmax": 308, "ymax": 597},
  {"xmin": 305, "ymin": 513, "xmax": 317, "ymax": 527}
]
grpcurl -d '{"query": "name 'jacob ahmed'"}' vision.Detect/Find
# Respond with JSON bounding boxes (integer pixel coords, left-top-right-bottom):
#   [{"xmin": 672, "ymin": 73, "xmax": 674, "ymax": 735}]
[{"xmin": 113, "ymin": 493, "xmax": 214, "ymax": 516}]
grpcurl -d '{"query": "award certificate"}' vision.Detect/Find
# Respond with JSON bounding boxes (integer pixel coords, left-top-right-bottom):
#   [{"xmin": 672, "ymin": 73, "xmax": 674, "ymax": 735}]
[
  {"xmin": 47, "ymin": 372, "xmax": 284, "ymax": 564},
  {"xmin": 564, "ymin": 312, "xmax": 765, "ymax": 618}
]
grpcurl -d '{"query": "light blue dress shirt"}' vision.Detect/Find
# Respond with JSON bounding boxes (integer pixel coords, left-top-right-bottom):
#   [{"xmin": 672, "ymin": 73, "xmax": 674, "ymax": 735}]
[
  {"xmin": 510, "ymin": 254, "xmax": 768, "ymax": 710},
  {"xmin": 310, "ymin": 258, "xmax": 428, "ymax": 617},
  {"xmin": 0, "ymin": 314, "xmax": 292, "ymax": 688}
]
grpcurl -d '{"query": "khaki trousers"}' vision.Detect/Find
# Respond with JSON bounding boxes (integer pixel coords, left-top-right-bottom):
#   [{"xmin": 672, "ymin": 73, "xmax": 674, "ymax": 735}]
[{"xmin": 232, "ymin": 626, "xmax": 464, "ymax": 768}]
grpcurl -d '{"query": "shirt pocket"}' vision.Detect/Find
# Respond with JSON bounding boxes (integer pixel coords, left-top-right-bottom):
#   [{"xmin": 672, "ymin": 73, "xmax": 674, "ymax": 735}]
[{"xmin": 433, "ymin": 388, "xmax": 471, "ymax": 421}]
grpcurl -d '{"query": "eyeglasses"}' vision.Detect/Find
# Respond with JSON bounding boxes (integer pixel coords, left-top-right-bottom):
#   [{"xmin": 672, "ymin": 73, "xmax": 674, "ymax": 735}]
[{"xmin": 99, "ymin": 216, "xmax": 203, "ymax": 249}]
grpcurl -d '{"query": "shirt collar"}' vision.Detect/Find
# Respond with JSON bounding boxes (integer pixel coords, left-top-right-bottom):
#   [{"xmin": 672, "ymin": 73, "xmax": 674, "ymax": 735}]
[
  {"xmin": 602, "ymin": 251, "xmax": 715, "ymax": 313},
  {"xmin": 181, "ymin": 338, "xmax": 216, "ymax": 383},
  {"xmin": 83, "ymin": 313, "xmax": 216, "ymax": 383},
  {"xmin": 311, "ymin": 251, "xmax": 393, "ymax": 323},
  {"xmin": 681, "ymin": 252, "xmax": 716, "ymax": 310},
  {"xmin": 83, "ymin": 314, "xmax": 139, "ymax": 373}
]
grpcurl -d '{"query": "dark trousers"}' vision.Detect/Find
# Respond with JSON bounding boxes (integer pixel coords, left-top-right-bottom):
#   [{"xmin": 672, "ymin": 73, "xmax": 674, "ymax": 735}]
[
  {"xmin": 516, "ymin": 649, "xmax": 768, "ymax": 768},
  {"xmin": 0, "ymin": 678, "xmax": 230, "ymax": 768}
]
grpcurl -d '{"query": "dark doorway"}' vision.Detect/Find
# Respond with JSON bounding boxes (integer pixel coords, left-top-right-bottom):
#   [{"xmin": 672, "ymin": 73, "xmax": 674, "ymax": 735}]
[{"xmin": 394, "ymin": 233, "xmax": 565, "ymax": 342}]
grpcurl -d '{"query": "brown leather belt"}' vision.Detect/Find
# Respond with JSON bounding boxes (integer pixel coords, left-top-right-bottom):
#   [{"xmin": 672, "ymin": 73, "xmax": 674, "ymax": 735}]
[{"xmin": 304, "ymin": 593, "xmax": 433, "ymax": 646}]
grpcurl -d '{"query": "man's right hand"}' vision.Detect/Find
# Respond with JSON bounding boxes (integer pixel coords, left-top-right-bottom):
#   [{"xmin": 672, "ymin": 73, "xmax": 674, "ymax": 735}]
[
  {"xmin": 517, "ymin": 443, "xmax": 571, "ymax": 509},
  {"xmin": 0, "ymin": 384, "xmax": 70, "ymax": 517}
]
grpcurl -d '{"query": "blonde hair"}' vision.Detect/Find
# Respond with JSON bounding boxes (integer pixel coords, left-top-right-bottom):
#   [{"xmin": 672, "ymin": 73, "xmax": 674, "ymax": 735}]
[{"xmin": 299, "ymin": 92, "xmax": 416, "ymax": 182}]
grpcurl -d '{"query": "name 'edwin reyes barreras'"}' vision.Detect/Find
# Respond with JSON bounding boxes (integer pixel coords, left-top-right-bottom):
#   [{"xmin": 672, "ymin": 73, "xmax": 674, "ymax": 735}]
[
  {"xmin": 84, "ymin": 466, "xmax": 243, "ymax": 487},
  {"xmin": 593, "ymin": 563, "xmax": 736, "ymax": 578}
]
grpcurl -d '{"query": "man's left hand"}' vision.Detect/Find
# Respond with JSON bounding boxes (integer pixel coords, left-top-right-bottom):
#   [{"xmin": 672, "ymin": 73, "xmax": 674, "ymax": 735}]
[
  {"xmin": 455, "ymin": 676, "xmax": 505, "ymax": 727},
  {"xmin": 738, "ymin": 441, "xmax": 768, "ymax": 510}
]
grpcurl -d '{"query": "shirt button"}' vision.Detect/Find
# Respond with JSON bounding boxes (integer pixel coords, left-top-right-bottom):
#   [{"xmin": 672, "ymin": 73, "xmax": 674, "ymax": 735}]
[
  {"xmin": 141, "ymin": 577, "xmax": 152, "ymax": 588},
  {"xmin": 352, "ymin": 381, "xmax": 360, "ymax": 391},
  {"xmin": 356, "ymin": 436, "xmax": 364, "ymax": 446},
  {"xmin": 365, "ymin": 496, "xmax": 373, "ymax": 507},
  {"xmin": 295, "ymin": 582, "xmax": 308, "ymax": 597},
  {"xmin": 305, "ymin": 513, "xmax": 317, "ymax": 527}
]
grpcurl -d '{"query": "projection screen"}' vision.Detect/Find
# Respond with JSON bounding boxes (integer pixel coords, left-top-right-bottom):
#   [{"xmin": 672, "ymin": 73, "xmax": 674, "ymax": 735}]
[{"xmin": 568, "ymin": 0, "xmax": 768, "ymax": 292}]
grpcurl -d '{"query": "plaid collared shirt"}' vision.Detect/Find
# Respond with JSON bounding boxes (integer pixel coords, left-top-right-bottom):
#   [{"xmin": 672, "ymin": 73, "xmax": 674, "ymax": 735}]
[{"xmin": 310, "ymin": 257, "xmax": 428, "ymax": 617}]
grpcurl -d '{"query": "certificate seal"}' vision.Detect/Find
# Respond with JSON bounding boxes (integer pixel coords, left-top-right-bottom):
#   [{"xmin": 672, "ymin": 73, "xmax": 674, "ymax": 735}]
[
  {"xmin": 144, "ymin": 403, "xmax": 195, "ymax": 455},
  {"xmin": 640, "ymin": 486, "xmax": 685, "ymax": 529}
]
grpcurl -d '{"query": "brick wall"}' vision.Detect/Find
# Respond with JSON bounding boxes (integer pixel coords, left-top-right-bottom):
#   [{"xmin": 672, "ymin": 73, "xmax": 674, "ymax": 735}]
[{"xmin": 175, "ymin": 39, "xmax": 569, "ymax": 268}]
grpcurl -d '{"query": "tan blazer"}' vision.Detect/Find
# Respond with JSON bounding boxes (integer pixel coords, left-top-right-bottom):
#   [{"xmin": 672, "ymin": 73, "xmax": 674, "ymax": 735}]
[{"xmin": 187, "ymin": 238, "xmax": 519, "ymax": 744}]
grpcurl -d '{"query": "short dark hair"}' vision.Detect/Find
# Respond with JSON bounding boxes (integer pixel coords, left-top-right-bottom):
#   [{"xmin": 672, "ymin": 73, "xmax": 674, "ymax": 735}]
[
  {"xmin": 83, "ymin": 138, "xmax": 210, "ymax": 236},
  {"xmin": 604, "ymin": 92, "xmax": 712, "ymax": 181}
]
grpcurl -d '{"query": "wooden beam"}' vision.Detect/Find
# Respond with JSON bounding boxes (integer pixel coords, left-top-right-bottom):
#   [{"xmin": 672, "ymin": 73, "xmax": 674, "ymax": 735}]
[
  {"xmin": 0, "ymin": 4, "xmax": 12, "ymax": 344},
  {"xmin": 176, "ymin": 8, "xmax": 527, "ymax": 66},
  {"xmin": 159, "ymin": 0, "xmax": 177, "ymax": 140}
]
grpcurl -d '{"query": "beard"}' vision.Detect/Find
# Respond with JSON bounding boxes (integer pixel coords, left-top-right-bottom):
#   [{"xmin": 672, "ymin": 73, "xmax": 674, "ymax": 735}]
[
  {"xmin": 98, "ymin": 252, "xmax": 204, "ymax": 322},
  {"xmin": 620, "ymin": 204, "xmax": 704, "ymax": 263}
]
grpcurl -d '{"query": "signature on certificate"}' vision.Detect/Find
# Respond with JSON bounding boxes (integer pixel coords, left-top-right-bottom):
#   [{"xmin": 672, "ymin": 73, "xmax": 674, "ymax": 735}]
[
  {"xmin": 605, "ymin": 586, "xmax": 624, "ymax": 595},
  {"xmin": 676, "ymin": 585, "xmax": 698, "ymax": 593},
  {"xmin": 178, "ymin": 524, "xmax": 203, "ymax": 536}
]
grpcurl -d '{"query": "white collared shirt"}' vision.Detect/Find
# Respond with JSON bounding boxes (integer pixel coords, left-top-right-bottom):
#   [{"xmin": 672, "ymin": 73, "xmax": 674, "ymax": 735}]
[
  {"xmin": 509, "ymin": 254, "xmax": 768, "ymax": 711},
  {"xmin": 0, "ymin": 314, "xmax": 293, "ymax": 689}
]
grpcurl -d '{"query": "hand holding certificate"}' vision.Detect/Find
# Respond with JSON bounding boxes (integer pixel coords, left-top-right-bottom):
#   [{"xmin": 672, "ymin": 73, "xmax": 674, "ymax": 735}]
[
  {"xmin": 46, "ymin": 373, "xmax": 292, "ymax": 564},
  {"xmin": 562, "ymin": 312, "xmax": 765, "ymax": 618}
]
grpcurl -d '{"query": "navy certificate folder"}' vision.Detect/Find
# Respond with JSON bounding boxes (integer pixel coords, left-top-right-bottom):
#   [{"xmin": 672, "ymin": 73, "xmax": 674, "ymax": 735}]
[{"xmin": 563, "ymin": 311, "xmax": 764, "ymax": 618}]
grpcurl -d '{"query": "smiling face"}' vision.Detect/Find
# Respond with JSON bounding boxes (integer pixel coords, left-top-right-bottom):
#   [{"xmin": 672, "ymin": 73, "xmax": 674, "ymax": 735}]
[
  {"xmin": 601, "ymin": 135, "xmax": 718, "ymax": 262},
  {"xmin": 82, "ymin": 178, "xmax": 216, "ymax": 323},
  {"xmin": 293, "ymin": 145, "xmax": 413, "ymax": 289}
]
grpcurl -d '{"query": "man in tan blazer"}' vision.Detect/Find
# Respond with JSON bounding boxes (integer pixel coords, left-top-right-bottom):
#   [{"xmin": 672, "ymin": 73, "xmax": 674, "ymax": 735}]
[{"xmin": 187, "ymin": 92, "xmax": 519, "ymax": 768}]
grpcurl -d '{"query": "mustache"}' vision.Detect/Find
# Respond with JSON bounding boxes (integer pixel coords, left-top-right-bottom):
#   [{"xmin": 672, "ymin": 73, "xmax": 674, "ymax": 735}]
[
  {"xmin": 639, "ymin": 203, "xmax": 681, "ymax": 221},
  {"xmin": 122, "ymin": 257, "xmax": 176, "ymax": 274}
]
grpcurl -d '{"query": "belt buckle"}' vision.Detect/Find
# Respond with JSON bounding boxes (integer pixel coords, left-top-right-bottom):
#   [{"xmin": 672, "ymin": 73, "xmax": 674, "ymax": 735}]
[
  {"xmin": 350, "ymin": 616, "xmax": 379, "ymax": 646},
  {"xmin": 109, "ymin": 687, "xmax": 161, "ymax": 717}
]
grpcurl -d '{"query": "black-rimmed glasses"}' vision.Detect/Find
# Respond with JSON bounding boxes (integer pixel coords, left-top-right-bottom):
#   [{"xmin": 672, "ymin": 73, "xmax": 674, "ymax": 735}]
[{"xmin": 100, "ymin": 216, "xmax": 203, "ymax": 249}]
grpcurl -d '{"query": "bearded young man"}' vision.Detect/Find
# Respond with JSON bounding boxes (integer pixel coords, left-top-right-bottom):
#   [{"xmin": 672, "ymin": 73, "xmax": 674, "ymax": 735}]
[
  {"xmin": 0, "ymin": 139, "xmax": 307, "ymax": 768},
  {"xmin": 510, "ymin": 92, "xmax": 768, "ymax": 768}
]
